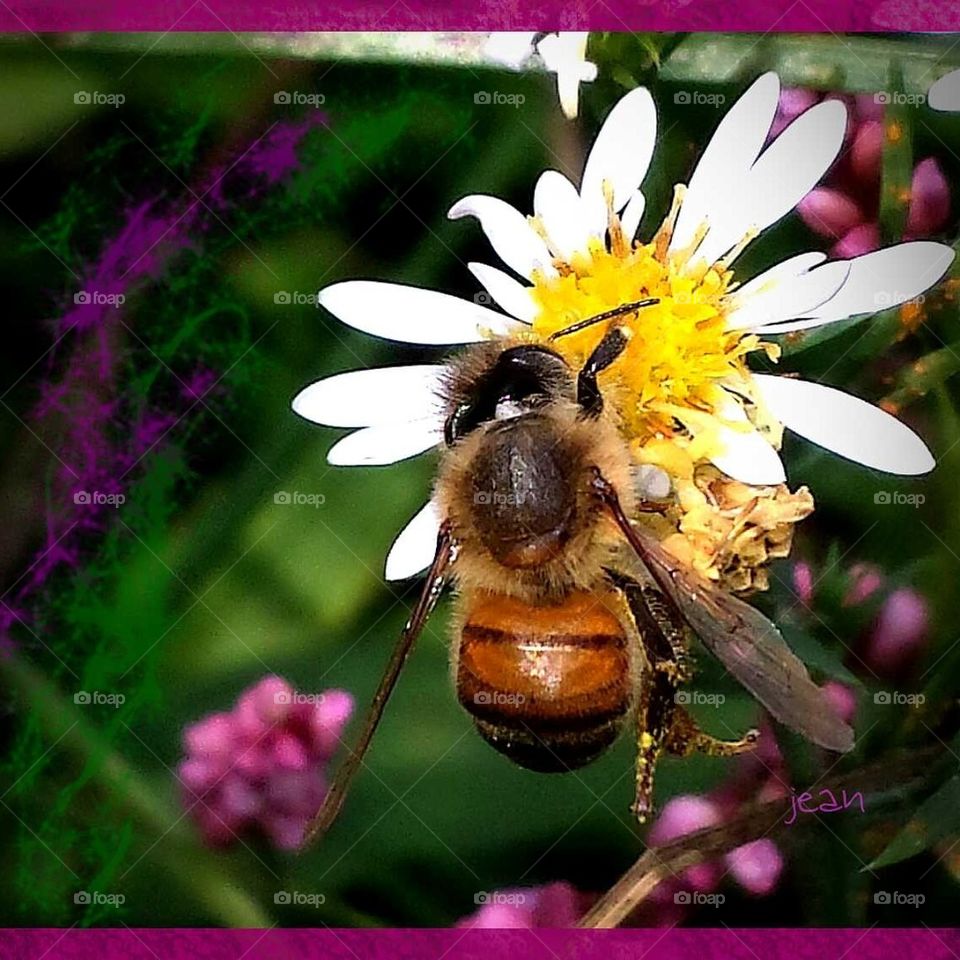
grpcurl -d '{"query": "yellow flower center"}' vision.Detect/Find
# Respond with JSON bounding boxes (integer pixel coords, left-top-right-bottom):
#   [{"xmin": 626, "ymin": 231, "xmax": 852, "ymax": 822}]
[{"xmin": 528, "ymin": 217, "xmax": 768, "ymax": 453}]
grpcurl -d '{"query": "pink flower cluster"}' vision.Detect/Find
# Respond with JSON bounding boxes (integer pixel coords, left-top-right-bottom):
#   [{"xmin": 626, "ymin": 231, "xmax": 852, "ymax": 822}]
[
  {"xmin": 775, "ymin": 88, "xmax": 951, "ymax": 257},
  {"xmin": 177, "ymin": 675, "xmax": 353, "ymax": 850},
  {"xmin": 793, "ymin": 560, "xmax": 930, "ymax": 678},
  {"xmin": 457, "ymin": 882, "xmax": 590, "ymax": 928}
]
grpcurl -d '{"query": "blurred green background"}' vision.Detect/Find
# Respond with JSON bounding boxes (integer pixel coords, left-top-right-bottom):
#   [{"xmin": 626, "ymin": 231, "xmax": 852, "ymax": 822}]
[{"xmin": 1, "ymin": 31, "xmax": 960, "ymax": 928}]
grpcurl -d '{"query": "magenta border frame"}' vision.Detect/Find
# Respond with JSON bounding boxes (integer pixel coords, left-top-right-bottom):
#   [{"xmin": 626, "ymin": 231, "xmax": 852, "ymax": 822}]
[
  {"xmin": 1, "ymin": 929, "xmax": 959, "ymax": 957},
  {"xmin": 0, "ymin": 0, "xmax": 958, "ymax": 31}
]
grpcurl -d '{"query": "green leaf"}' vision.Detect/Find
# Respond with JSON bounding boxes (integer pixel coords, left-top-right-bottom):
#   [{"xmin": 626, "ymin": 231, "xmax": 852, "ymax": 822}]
[{"xmin": 868, "ymin": 774, "xmax": 960, "ymax": 869}]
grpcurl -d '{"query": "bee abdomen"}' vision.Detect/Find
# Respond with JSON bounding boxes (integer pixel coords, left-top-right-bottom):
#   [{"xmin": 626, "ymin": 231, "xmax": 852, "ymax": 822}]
[{"xmin": 456, "ymin": 591, "xmax": 631, "ymax": 772}]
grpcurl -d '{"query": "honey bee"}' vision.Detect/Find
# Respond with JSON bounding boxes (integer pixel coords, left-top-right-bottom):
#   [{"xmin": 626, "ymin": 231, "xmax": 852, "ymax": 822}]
[{"xmin": 307, "ymin": 301, "xmax": 854, "ymax": 843}]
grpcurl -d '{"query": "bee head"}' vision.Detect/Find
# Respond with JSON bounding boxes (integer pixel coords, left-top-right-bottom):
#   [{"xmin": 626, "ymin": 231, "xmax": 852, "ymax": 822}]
[{"xmin": 443, "ymin": 344, "xmax": 574, "ymax": 446}]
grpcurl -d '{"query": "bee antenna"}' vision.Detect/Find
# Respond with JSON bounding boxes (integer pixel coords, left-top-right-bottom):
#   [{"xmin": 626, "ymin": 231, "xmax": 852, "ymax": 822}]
[{"xmin": 548, "ymin": 298, "xmax": 660, "ymax": 342}]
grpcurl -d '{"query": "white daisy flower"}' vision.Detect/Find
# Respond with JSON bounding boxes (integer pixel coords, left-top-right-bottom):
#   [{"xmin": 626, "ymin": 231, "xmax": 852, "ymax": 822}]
[
  {"xmin": 294, "ymin": 72, "xmax": 954, "ymax": 582},
  {"xmin": 484, "ymin": 31, "xmax": 597, "ymax": 119}
]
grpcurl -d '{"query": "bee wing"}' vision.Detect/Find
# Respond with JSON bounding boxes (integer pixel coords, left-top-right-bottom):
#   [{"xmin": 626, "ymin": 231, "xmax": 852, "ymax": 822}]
[{"xmin": 615, "ymin": 529, "xmax": 855, "ymax": 754}]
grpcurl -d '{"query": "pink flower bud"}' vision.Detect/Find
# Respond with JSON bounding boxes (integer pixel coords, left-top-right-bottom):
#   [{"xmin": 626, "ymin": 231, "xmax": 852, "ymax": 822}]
[
  {"xmin": 650, "ymin": 795, "xmax": 724, "ymax": 892},
  {"xmin": 272, "ymin": 731, "xmax": 310, "ymax": 771},
  {"xmin": 725, "ymin": 839, "xmax": 784, "ymax": 895},
  {"xmin": 823, "ymin": 681, "xmax": 857, "ymax": 726},
  {"xmin": 832, "ymin": 221, "xmax": 880, "ymax": 259},
  {"xmin": 793, "ymin": 562, "xmax": 815, "ymax": 605},
  {"xmin": 866, "ymin": 588, "xmax": 930, "ymax": 676},
  {"xmin": 457, "ymin": 883, "xmax": 586, "ymax": 928},
  {"xmin": 309, "ymin": 689, "xmax": 355, "ymax": 756},
  {"xmin": 798, "ymin": 188, "xmax": 863, "ymax": 240},
  {"xmin": 906, "ymin": 157, "xmax": 950, "ymax": 237},
  {"xmin": 850, "ymin": 120, "xmax": 883, "ymax": 184},
  {"xmin": 844, "ymin": 563, "xmax": 885, "ymax": 607},
  {"xmin": 183, "ymin": 712, "xmax": 235, "ymax": 758}
]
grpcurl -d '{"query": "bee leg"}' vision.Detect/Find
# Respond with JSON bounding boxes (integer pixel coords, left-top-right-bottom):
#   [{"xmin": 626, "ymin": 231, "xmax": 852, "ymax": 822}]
[
  {"xmin": 632, "ymin": 670, "xmax": 677, "ymax": 823},
  {"xmin": 577, "ymin": 325, "xmax": 631, "ymax": 416},
  {"xmin": 609, "ymin": 573, "xmax": 687, "ymax": 822},
  {"xmin": 665, "ymin": 707, "xmax": 760, "ymax": 758}
]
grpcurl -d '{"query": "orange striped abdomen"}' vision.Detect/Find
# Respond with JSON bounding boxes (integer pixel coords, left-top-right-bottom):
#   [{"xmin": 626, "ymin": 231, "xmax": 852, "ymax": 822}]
[{"xmin": 456, "ymin": 590, "xmax": 631, "ymax": 772}]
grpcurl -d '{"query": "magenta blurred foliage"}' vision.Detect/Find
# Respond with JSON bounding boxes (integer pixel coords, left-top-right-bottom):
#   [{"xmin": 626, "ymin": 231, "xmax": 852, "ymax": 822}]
[
  {"xmin": 178, "ymin": 674, "xmax": 353, "ymax": 850},
  {"xmin": 0, "ymin": 114, "xmax": 325, "ymax": 657}
]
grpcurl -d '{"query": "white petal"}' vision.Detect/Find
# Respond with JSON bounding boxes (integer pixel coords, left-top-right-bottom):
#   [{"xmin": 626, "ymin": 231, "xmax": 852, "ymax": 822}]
[
  {"xmin": 671, "ymin": 73, "xmax": 781, "ymax": 255},
  {"xmin": 319, "ymin": 281, "xmax": 521, "ymax": 344},
  {"xmin": 726, "ymin": 258, "xmax": 850, "ymax": 331},
  {"xmin": 581, "ymin": 87, "xmax": 657, "ymax": 227},
  {"xmin": 754, "ymin": 374, "xmax": 935, "ymax": 475},
  {"xmin": 533, "ymin": 170, "xmax": 593, "ymax": 261},
  {"xmin": 702, "ymin": 397, "xmax": 786, "ymax": 485},
  {"xmin": 327, "ymin": 420, "xmax": 442, "ymax": 466},
  {"xmin": 448, "ymin": 195, "xmax": 557, "ymax": 281},
  {"xmin": 693, "ymin": 98, "xmax": 847, "ymax": 268},
  {"xmin": 468, "ymin": 262, "xmax": 536, "ymax": 323},
  {"xmin": 929, "ymin": 68, "xmax": 960, "ymax": 112},
  {"xmin": 484, "ymin": 31, "xmax": 537, "ymax": 69},
  {"xmin": 385, "ymin": 500, "xmax": 442, "ymax": 581},
  {"xmin": 538, "ymin": 32, "xmax": 596, "ymax": 120},
  {"xmin": 806, "ymin": 242, "xmax": 955, "ymax": 324},
  {"xmin": 293, "ymin": 365, "xmax": 446, "ymax": 427},
  {"xmin": 620, "ymin": 190, "xmax": 646, "ymax": 242}
]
